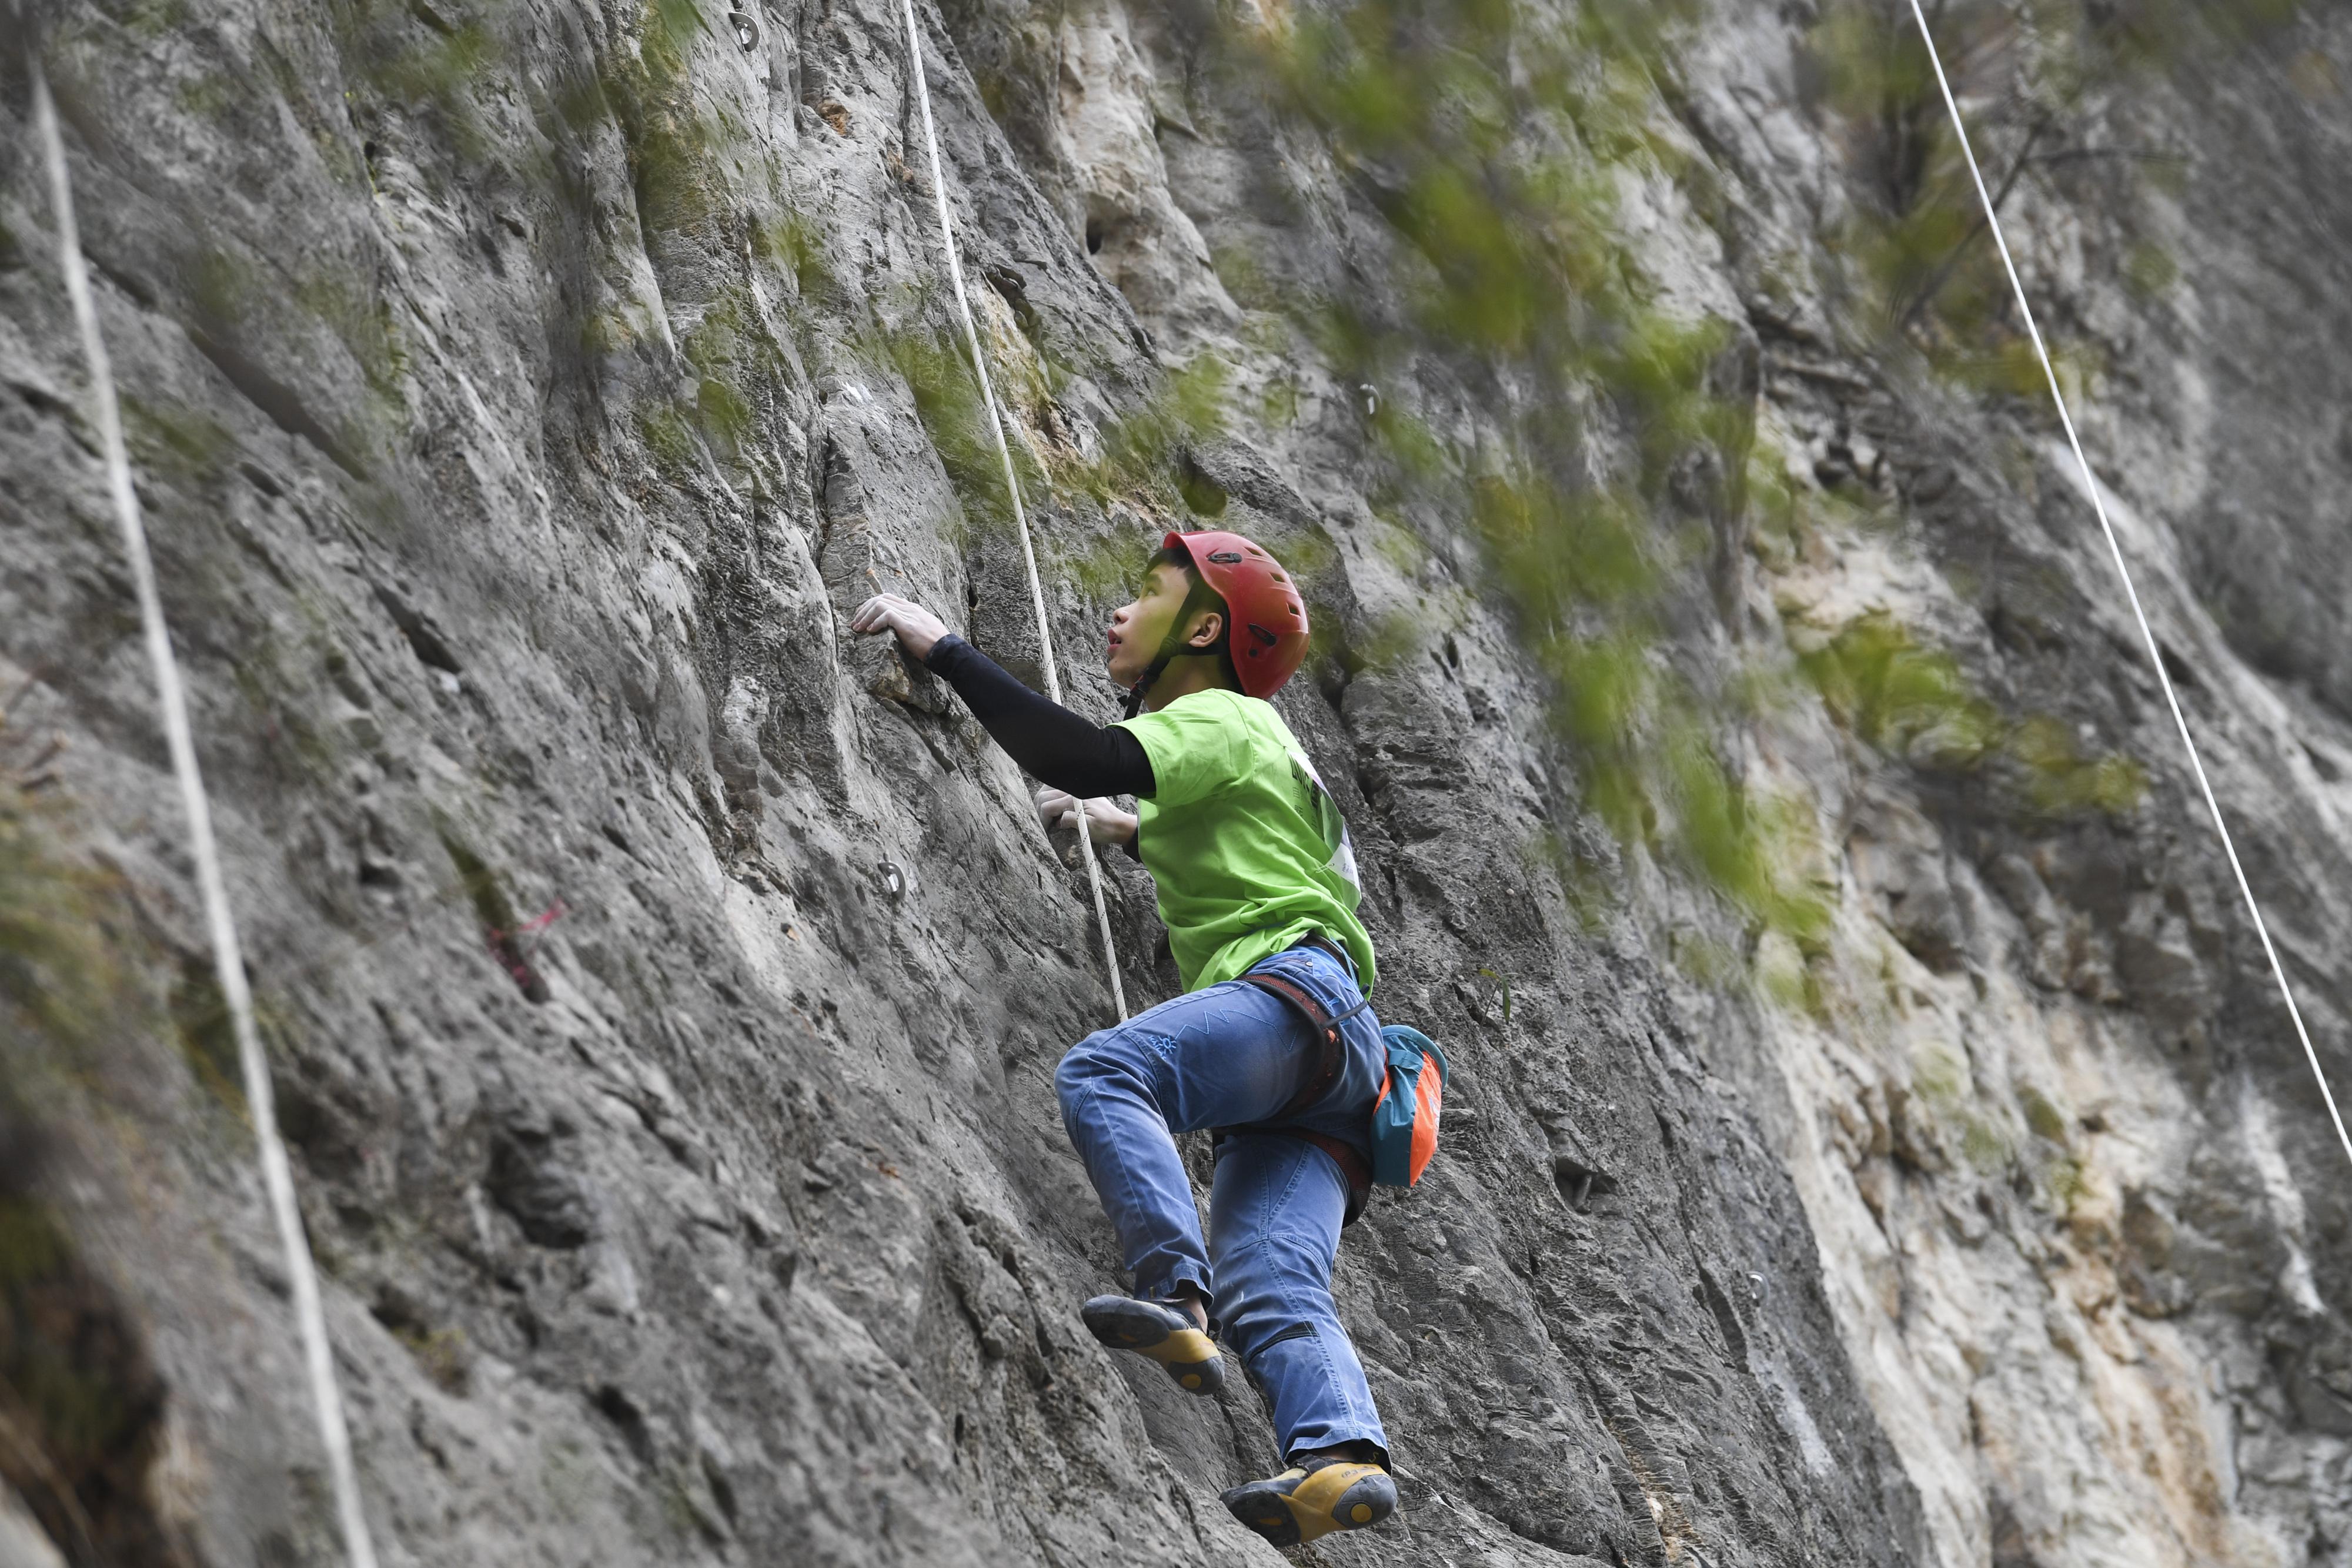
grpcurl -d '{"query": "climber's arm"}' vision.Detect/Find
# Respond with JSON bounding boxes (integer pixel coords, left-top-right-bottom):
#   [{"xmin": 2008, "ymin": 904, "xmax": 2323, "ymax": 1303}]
[
  {"xmin": 922, "ymin": 635, "xmax": 1155, "ymax": 801},
  {"xmin": 850, "ymin": 595, "xmax": 1155, "ymax": 800}
]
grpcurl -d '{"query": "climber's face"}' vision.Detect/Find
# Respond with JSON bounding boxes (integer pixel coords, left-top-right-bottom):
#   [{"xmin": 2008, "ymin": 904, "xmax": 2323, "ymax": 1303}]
[{"xmin": 1107, "ymin": 563, "xmax": 1222, "ymax": 687}]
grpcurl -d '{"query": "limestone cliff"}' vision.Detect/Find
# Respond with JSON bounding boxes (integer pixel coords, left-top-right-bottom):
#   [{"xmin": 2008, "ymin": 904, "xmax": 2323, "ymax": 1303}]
[{"xmin": 4, "ymin": 1, "xmax": 2350, "ymax": 1564}]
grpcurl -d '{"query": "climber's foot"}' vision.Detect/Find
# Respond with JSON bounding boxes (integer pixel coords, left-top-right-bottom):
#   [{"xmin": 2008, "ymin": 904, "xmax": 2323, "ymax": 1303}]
[
  {"xmin": 1221, "ymin": 1456, "xmax": 1396, "ymax": 1547},
  {"xmin": 1080, "ymin": 1294, "xmax": 1224, "ymax": 1395}
]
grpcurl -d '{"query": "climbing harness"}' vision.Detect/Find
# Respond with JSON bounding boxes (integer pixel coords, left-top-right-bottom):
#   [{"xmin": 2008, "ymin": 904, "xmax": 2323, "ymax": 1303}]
[
  {"xmin": 898, "ymin": 0, "xmax": 1127, "ymax": 1021},
  {"xmin": 1210, "ymin": 990, "xmax": 1451, "ymax": 1225},
  {"xmin": 1211, "ymin": 936, "xmax": 1428, "ymax": 1227},
  {"xmin": 21, "ymin": 32, "xmax": 380, "ymax": 1568},
  {"xmin": 1906, "ymin": 0, "xmax": 2352, "ymax": 1172},
  {"xmin": 1244, "ymin": 965, "xmax": 1372, "ymax": 1118}
]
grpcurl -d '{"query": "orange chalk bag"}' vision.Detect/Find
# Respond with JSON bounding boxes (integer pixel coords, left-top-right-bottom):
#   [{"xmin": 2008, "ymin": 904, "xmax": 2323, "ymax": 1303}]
[{"xmin": 1369, "ymin": 1026, "xmax": 1449, "ymax": 1187}]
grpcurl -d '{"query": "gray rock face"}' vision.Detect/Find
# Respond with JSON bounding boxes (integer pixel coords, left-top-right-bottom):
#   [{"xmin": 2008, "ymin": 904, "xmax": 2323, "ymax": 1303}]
[{"xmin": 3, "ymin": 1, "xmax": 2350, "ymax": 1566}]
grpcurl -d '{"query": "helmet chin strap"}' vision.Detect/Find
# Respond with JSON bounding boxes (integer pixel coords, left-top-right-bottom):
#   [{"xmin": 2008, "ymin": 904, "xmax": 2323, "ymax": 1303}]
[{"xmin": 1121, "ymin": 577, "xmax": 1224, "ymax": 719}]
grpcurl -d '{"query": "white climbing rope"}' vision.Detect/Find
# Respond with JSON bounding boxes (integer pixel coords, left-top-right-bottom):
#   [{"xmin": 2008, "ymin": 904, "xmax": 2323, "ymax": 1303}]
[
  {"xmin": 1906, "ymin": 0, "xmax": 2352, "ymax": 1172},
  {"xmin": 898, "ymin": 0, "xmax": 1129, "ymax": 1021},
  {"xmin": 25, "ymin": 47, "xmax": 382, "ymax": 1568}
]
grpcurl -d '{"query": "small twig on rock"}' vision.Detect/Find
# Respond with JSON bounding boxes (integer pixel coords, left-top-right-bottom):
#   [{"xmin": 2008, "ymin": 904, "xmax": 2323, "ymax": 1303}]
[{"xmin": 1897, "ymin": 115, "xmax": 2050, "ymax": 333}]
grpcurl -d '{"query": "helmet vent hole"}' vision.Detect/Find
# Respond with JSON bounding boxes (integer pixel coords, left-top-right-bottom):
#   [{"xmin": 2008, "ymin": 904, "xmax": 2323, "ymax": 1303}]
[
  {"xmin": 1248, "ymin": 623, "xmax": 1279, "ymax": 646},
  {"xmin": 1207, "ymin": 550, "xmax": 1244, "ymax": 564}
]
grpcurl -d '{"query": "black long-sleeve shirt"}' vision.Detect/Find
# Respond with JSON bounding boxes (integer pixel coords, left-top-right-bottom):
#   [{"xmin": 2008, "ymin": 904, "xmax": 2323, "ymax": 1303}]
[{"xmin": 923, "ymin": 635, "xmax": 1157, "ymax": 799}]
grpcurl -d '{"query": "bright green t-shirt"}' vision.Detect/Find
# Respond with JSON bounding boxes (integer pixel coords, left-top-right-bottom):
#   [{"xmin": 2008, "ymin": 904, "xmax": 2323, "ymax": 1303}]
[{"xmin": 1114, "ymin": 689, "xmax": 1376, "ymax": 994}]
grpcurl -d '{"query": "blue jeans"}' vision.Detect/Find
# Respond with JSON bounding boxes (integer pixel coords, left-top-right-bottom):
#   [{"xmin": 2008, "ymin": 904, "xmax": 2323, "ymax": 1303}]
[{"xmin": 1054, "ymin": 942, "xmax": 1389, "ymax": 1463}]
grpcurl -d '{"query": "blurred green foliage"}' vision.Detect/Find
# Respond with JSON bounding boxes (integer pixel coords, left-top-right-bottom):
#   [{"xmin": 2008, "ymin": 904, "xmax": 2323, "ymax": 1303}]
[
  {"xmin": 2009, "ymin": 714, "xmax": 2146, "ymax": 816},
  {"xmin": 143, "ymin": 0, "xmax": 2222, "ymax": 957},
  {"xmin": 1173, "ymin": 0, "xmax": 2194, "ymax": 940},
  {"xmin": 1809, "ymin": 0, "xmax": 2300, "ymax": 372},
  {"xmin": 0, "ymin": 788, "xmax": 116, "ymax": 1060},
  {"xmin": 1799, "ymin": 612, "xmax": 2002, "ymax": 764},
  {"xmin": 119, "ymin": 397, "xmax": 234, "ymax": 490},
  {"xmin": 681, "ymin": 286, "xmax": 773, "ymax": 460},
  {"xmin": 2017, "ymin": 1081, "xmax": 2069, "ymax": 1142},
  {"xmin": 2122, "ymin": 239, "xmax": 2179, "ymax": 300},
  {"xmin": 292, "ymin": 270, "xmax": 410, "ymax": 403},
  {"xmin": 2047, "ymin": 1150, "xmax": 2092, "ymax": 1209},
  {"xmin": 0, "ymin": 724, "xmax": 172, "ymax": 1565},
  {"xmin": 338, "ymin": 0, "xmax": 505, "ymax": 160},
  {"xmin": 1, "ymin": 680, "xmax": 276, "ymax": 1133},
  {"xmin": 122, "ymin": 0, "xmax": 191, "ymax": 37},
  {"xmin": 603, "ymin": 0, "xmax": 727, "ymax": 242},
  {"xmin": 636, "ymin": 399, "xmax": 705, "ymax": 480},
  {"xmin": 867, "ymin": 304, "xmax": 1236, "ymax": 606},
  {"xmin": 1798, "ymin": 610, "xmax": 2144, "ymax": 814},
  {"xmin": 753, "ymin": 213, "xmax": 833, "ymax": 299},
  {"xmin": 870, "ymin": 316, "xmax": 1040, "ymax": 542},
  {"xmin": 178, "ymin": 240, "xmax": 403, "ymax": 457},
  {"xmin": 1067, "ymin": 354, "xmax": 1235, "ymax": 513},
  {"xmin": 1204, "ymin": 0, "xmax": 1835, "ymax": 940}
]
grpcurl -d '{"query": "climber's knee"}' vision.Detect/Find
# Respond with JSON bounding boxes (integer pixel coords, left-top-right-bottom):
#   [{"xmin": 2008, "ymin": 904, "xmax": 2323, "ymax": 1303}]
[
  {"xmin": 1054, "ymin": 1034, "xmax": 1102, "ymax": 1114},
  {"xmin": 1055, "ymin": 1028, "xmax": 1136, "ymax": 1121},
  {"xmin": 1056, "ymin": 1024, "xmax": 1181, "ymax": 1142}
]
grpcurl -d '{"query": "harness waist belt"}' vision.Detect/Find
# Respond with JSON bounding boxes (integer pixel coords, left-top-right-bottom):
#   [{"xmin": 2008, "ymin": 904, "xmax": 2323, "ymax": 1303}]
[
  {"xmin": 1220, "ymin": 950, "xmax": 1376, "ymax": 1226},
  {"xmin": 1240, "ymin": 967, "xmax": 1369, "ymax": 1120}
]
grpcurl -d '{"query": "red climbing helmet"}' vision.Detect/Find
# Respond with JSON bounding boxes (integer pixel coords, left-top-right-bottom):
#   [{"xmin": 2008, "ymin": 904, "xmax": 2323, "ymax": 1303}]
[{"xmin": 1162, "ymin": 529, "xmax": 1311, "ymax": 700}]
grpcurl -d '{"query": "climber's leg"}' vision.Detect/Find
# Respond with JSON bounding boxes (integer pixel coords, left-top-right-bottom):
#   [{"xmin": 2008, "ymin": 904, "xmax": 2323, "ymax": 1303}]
[
  {"xmin": 1210, "ymin": 1131, "xmax": 1394, "ymax": 1544},
  {"xmin": 1054, "ymin": 979, "xmax": 1321, "ymax": 1306},
  {"xmin": 1208, "ymin": 1131, "xmax": 1389, "ymax": 1462}
]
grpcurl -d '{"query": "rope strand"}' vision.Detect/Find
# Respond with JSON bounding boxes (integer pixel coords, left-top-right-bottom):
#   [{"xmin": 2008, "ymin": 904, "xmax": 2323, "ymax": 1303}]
[
  {"xmin": 898, "ymin": 0, "xmax": 1128, "ymax": 1021},
  {"xmin": 1905, "ymin": 0, "xmax": 2352, "ymax": 1171},
  {"xmin": 25, "ymin": 45, "xmax": 380, "ymax": 1568}
]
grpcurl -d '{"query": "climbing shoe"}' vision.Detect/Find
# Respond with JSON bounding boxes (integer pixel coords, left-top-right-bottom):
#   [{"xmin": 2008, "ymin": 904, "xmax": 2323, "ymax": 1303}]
[
  {"xmin": 1080, "ymin": 1295, "xmax": 1224, "ymax": 1395},
  {"xmin": 1221, "ymin": 1456, "xmax": 1396, "ymax": 1546}
]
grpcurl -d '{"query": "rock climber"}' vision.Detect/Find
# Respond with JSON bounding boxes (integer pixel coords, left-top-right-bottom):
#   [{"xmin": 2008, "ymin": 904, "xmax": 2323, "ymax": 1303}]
[{"xmin": 851, "ymin": 529, "xmax": 1397, "ymax": 1547}]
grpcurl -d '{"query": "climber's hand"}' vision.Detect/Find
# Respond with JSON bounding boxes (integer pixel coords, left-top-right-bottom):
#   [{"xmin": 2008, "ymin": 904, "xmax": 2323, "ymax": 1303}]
[
  {"xmin": 1037, "ymin": 787, "xmax": 1137, "ymax": 848},
  {"xmin": 851, "ymin": 593, "xmax": 950, "ymax": 661}
]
